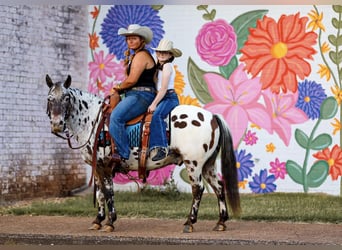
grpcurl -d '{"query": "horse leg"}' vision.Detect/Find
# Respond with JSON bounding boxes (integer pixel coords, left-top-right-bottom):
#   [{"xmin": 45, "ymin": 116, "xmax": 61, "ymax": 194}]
[
  {"xmin": 88, "ymin": 182, "xmax": 106, "ymax": 230},
  {"xmin": 183, "ymin": 160, "xmax": 205, "ymax": 233},
  {"xmin": 202, "ymin": 164, "xmax": 229, "ymax": 231},
  {"xmin": 100, "ymin": 176, "xmax": 117, "ymax": 232}
]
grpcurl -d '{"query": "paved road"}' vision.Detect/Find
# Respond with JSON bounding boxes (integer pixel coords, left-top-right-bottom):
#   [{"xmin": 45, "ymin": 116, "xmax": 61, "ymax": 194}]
[{"xmin": 0, "ymin": 215, "xmax": 341, "ymax": 246}]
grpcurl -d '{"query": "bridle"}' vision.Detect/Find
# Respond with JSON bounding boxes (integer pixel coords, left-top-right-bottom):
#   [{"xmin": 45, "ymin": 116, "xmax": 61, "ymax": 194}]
[{"xmin": 47, "ymin": 91, "xmax": 104, "ymax": 150}]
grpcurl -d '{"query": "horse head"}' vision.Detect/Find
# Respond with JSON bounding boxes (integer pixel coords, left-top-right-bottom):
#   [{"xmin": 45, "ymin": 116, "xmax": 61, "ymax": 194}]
[{"xmin": 46, "ymin": 74, "xmax": 72, "ymax": 133}]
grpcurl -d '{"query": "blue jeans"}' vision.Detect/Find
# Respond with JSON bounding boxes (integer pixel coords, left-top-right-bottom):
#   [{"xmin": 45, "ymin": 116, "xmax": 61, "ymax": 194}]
[
  {"xmin": 109, "ymin": 90, "xmax": 156, "ymax": 159},
  {"xmin": 149, "ymin": 92, "xmax": 179, "ymax": 150}
]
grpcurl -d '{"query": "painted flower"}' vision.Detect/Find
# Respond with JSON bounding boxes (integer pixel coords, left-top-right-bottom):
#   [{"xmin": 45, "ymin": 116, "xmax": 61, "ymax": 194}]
[
  {"xmin": 90, "ymin": 6, "xmax": 99, "ymax": 19},
  {"xmin": 100, "ymin": 5, "xmax": 164, "ymax": 60},
  {"xmin": 318, "ymin": 64, "xmax": 331, "ymax": 81},
  {"xmin": 204, "ymin": 64, "xmax": 271, "ymax": 149},
  {"xmin": 262, "ymin": 89, "xmax": 308, "ymax": 146},
  {"xmin": 88, "ymin": 50, "xmax": 119, "ymax": 83},
  {"xmin": 307, "ymin": 9, "xmax": 325, "ymax": 31},
  {"xmin": 269, "ymin": 158, "xmax": 287, "ymax": 179},
  {"xmin": 113, "ymin": 165, "xmax": 176, "ymax": 185},
  {"xmin": 179, "ymin": 95, "xmax": 201, "ymax": 106},
  {"xmin": 89, "ymin": 32, "xmax": 99, "ymax": 50},
  {"xmin": 249, "ymin": 169, "xmax": 276, "ymax": 193},
  {"xmin": 174, "ymin": 65, "xmax": 186, "ymax": 95},
  {"xmin": 266, "ymin": 143, "xmax": 276, "ymax": 153},
  {"xmin": 196, "ymin": 19, "xmax": 237, "ymax": 66},
  {"xmin": 235, "ymin": 149, "xmax": 255, "ymax": 182},
  {"xmin": 240, "ymin": 13, "xmax": 317, "ymax": 93},
  {"xmin": 243, "ymin": 130, "xmax": 258, "ymax": 146},
  {"xmin": 321, "ymin": 42, "xmax": 330, "ymax": 53},
  {"xmin": 295, "ymin": 80, "xmax": 327, "ymax": 120},
  {"xmin": 313, "ymin": 144, "xmax": 342, "ymax": 181},
  {"xmin": 331, "ymin": 118, "xmax": 341, "ymax": 136},
  {"xmin": 331, "ymin": 85, "xmax": 342, "ymax": 105}
]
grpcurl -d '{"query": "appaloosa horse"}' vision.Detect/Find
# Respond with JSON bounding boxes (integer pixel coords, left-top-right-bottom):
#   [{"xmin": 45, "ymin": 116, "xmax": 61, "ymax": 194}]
[{"xmin": 45, "ymin": 74, "xmax": 240, "ymax": 233}]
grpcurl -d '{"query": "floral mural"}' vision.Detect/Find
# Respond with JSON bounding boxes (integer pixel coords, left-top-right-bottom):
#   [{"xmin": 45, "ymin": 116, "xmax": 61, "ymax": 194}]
[{"xmin": 88, "ymin": 5, "xmax": 342, "ymax": 195}]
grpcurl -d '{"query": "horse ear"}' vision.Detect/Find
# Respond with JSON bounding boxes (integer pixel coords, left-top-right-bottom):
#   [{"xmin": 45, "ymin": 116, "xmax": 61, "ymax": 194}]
[
  {"xmin": 64, "ymin": 75, "xmax": 72, "ymax": 88},
  {"xmin": 46, "ymin": 74, "xmax": 53, "ymax": 88}
]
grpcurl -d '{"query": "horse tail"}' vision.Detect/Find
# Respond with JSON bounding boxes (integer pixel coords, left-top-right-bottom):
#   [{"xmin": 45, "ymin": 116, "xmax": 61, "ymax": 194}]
[{"xmin": 214, "ymin": 114, "xmax": 241, "ymax": 216}]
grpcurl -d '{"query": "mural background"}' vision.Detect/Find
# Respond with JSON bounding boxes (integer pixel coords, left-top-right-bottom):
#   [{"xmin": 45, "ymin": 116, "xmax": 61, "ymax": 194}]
[{"xmin": 87, "ymin": 5, "xmax": 342, "ymax": 195}]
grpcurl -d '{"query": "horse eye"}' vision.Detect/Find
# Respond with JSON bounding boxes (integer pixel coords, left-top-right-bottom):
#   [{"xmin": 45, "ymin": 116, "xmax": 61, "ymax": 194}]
[{"xmin": 64, "ymin": 95, "xmax": 70, "ymax": 102}]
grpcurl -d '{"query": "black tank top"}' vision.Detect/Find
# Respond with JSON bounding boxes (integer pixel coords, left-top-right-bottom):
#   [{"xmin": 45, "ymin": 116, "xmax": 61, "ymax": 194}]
[{"xmin": 126, "ymin": 50, "xmax": 156, "ymax": 90}]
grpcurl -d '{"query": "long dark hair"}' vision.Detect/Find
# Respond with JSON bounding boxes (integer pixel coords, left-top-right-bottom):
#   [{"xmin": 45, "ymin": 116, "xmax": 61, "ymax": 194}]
[{"xmin": 156, "ymin": 56, "xmax": 175, "ymax": 70}]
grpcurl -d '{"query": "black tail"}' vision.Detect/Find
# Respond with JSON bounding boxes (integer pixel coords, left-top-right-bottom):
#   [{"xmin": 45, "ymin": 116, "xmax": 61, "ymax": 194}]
[{"xmin": 215, "ymin": 114, "xmax": 241, "ymax": 216}]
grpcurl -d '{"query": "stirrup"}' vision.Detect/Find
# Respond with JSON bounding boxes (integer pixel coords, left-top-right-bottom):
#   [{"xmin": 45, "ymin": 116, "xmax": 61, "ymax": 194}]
[{"xmin": 151, "ymin": 147, "xmax": 168, "ymax": 161}]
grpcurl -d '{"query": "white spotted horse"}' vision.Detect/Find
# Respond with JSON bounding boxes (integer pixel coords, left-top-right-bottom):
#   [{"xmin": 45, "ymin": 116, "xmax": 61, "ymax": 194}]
[{"xmin": 45, "ymin": 74, "xmax": 240, "ymax": 233}]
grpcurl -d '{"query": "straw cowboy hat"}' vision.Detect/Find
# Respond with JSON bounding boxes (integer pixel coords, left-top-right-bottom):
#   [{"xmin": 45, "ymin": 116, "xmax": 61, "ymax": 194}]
[
  {"xmin": 152, "ymin": 38, "xmax": 182, "ymax": 57},
  {"xmin": 118, "ymin": 24, "xmax": 153, "ymax": 44}
]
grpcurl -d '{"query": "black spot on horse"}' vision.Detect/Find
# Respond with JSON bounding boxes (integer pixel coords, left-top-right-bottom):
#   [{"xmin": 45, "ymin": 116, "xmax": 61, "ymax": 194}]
[
  {"xmin": 174, "ymin": 121, "xmax": 187, "ymax": 128},
  {"xmin": 180, "ymin": 114, "xmax": 188, "ymax": 119},
  {"xmin": 171, "ymin": 115, "xmax": 178, "ymax": 122},
  {"xmin": 191, "ymin": 120, "xmax": 201, "ymax": 127},
  {"xmin": 197, "ymin": 112, "xmax": 204, "ymax": 121},
  {"xmin": 79, "ymin": 101, "xmax": 83, "ymax": 111},
  {"xmin": 82, "ymin": 100, "xmax": 89, "ymax": 109}
]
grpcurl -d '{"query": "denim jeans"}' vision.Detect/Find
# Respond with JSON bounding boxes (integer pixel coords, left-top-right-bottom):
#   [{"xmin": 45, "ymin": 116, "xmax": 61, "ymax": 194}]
[
  {"xmin": 149, "ymin": 92, "xmax": 179, "ymax": 150},
  {"xmin": 109, "ymin": 90, "xmax": 155, "ymax": 159}
]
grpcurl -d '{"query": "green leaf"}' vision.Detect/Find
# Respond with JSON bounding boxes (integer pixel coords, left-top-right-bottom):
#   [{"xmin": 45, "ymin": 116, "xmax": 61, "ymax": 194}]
[
  {"xmin": 307, "ymin": 160, "xmax": 329, "ymax": 188},
  {"xmin": 219, "ymin": 56, "xmax": 238, "ymax": 79},
  {"xmin": 203, "ymin": 13, "xmax": 212, "ymax": 21},
  {"xmin": 187, "ymin": 57, "xmax": 213, "ymax": 104},
  {"xmin": 286, "ymin": 160, "xmax": 304, "ymax": 185},
  {"xmin": 180, "ymin": 168, "xmax": 190, "ymax": 184},
  {"xmin": 295, "ymin": 128, "xmax": 309, "ymax": 149},
  {"xmin": 332, "ymin": 5, "xmax": 342, "ymax": 13},
  {"xmin": 231, "ymin": 9, "xmax": 268, "ymax": 54},
  {"xmin": 320, "ymin": 96, "xmax": 338, "ymax": 120},
  {"xmin": 310, "ymin": 134, "xmax": 332, "ymax": 150},
  {"xmin": 331, "ymin": 18, "xmax": 342, "ymax": 29},
  {"xmin": 151, "ymin": 5, "xmax": 163, "ymax": 11},
  {"xmin": 197, "ymin": 5, "xmax": 208, "ymax": 10},
  {"xmin": 328, "ymin": 34, "xmax": 337, "ymax": 47}
]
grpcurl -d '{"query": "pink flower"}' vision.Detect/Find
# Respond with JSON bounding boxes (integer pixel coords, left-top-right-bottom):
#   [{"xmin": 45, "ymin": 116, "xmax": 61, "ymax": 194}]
[
  {"xmin": 113, "ymin": 165, "xmax": 176, "ymax": 186},
  {"xmin": 262, "ymin": 89, "xmax": 308, "ymax": 146},
  {"xmin": 196, "ymin": 19, "xmax": 237, "ymax": 66},
  {"xmin": 243, "ymin": 130, "xmax": 258, "ymax": 145},
  {"xmin": 269, "ymin": 158, "xmax": 287, "ymax": 179},
  {"xmin": 88, "ymin": 50, "xmax": 119, "ymax": 83},
  {"xmin": 204, "ymin": 64, "xmax": 271, "ymax": 149}
]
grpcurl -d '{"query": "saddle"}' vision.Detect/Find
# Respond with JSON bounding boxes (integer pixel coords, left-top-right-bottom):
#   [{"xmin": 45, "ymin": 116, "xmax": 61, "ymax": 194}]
[{"xmin": 91, "ymin": 90, "xmax": 152, "ymax": 184}]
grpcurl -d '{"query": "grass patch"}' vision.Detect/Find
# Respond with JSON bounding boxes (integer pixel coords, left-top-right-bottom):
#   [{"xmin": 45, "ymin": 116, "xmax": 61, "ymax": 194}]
[{"xmin": 1, "ymin": 190, "xmax": 341, "ymax": 224}]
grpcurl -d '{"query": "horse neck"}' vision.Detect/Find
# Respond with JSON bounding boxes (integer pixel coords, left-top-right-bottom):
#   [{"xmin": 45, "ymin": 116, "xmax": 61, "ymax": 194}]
[{"xmin": 66, "ymin": 88, "xmax": 103, "ymax": 144}]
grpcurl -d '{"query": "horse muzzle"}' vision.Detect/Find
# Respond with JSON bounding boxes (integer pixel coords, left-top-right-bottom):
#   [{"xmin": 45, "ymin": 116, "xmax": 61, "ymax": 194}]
[{"xmin": 50, "ymin": 120, "xmax": 65, "ymax": 133}]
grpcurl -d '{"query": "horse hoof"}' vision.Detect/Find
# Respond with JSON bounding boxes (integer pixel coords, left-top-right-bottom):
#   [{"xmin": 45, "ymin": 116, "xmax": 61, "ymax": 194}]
[
  {"xmin": 183, "ymin": 224, "xmax": 193, "ymax": 233},
  {"xmin": 213, "ymin": 223, "xmax": 226, "ymax": 231},
  {"xmin": 100, "ymin": 224, "xmax": 114, "ymax": 232},
  {"xmin": 88, "ymin": 223, "xmax": 101, "ymax": 230}
]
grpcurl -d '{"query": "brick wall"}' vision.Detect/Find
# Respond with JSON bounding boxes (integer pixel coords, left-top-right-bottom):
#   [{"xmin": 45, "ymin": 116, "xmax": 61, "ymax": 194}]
[{"xmin": 0, "ymin": 6, "xmax": 89, "ymax": 203}]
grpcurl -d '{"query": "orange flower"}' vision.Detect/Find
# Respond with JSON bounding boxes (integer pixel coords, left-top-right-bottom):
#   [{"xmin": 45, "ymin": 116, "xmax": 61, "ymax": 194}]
[
  {"xmin": 240, "ymin": 13, "xmax": 317, "ymax": 93},
  {"xmin": 178, "ymin": 95, "xmax": 201, "ymax": 107},
  {"xmin": 313, "ymin": 145, "xmax": 342, "ymax": 180},
  {"xmin": 90, "ymin": 6, "xmax": 99, "ymax": 19},
  {"xmin": 174, "ymin": 65, "xmax": 186, "ymax": 95},
  {"xmin": 317, "ymin": 64, "xmax": 331, "ymax": 81},
  {"xmin": 89, "ymin": 32, "xmax": 99, "ymax": 50}
]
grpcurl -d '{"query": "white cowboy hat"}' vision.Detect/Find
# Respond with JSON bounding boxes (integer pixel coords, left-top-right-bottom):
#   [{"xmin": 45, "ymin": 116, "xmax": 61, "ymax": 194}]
[
  {"xmin": 118, "ymin": 24, "xmax": 153, "ymax": 44},
  {"xmin": 152, "ymin": 38, "xmax": 182, "ymax": 57}
]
